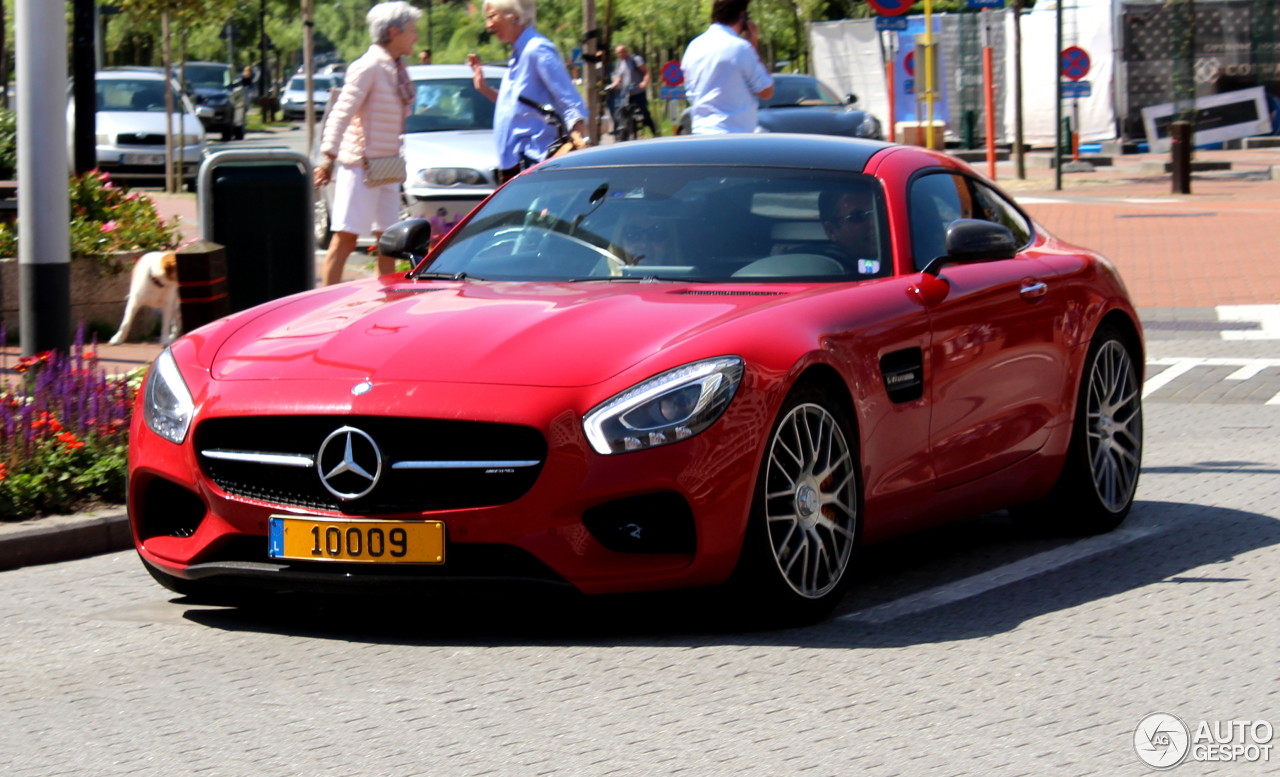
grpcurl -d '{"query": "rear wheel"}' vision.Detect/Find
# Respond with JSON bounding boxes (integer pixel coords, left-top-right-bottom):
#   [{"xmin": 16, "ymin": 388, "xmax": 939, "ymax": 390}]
[
  {"xmin": 731, "ymin": 386, "xmax": 860, "ymax": 624},
  {"xmin": 1018, "ymin": 326, "xmax": 1143, "ymax": 533}
]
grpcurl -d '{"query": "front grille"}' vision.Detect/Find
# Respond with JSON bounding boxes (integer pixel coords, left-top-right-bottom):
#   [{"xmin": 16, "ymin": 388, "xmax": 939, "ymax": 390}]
[
  {"xmin": 196, "ymin": 416, "xmax": 547, "ymax": 515},
  {"xmin": 117, "ymin": 133, "xmax": 167, "ymax": 146}
]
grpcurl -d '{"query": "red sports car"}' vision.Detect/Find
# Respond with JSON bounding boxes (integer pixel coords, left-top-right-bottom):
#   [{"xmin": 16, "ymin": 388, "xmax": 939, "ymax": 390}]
[{"xmin": 129, "ymin": 134, "xmax": 1143, "ymax": 623}]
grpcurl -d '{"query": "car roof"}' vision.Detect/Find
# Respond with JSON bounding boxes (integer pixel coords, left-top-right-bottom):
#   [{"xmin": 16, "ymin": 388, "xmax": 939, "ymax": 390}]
[
  {"xmin": 541, "ymin": 134, "xmax": 890, "ymax": 174},
  {"xmin": 96, "ymin": 69, "xmax": 169, "ymax": 81},
  {"xmin": 406, "ymin": 64, "xmax": 507, "ymax": 80}
]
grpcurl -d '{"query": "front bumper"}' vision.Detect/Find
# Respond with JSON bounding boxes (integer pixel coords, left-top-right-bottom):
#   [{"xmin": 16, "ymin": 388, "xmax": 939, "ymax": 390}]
[{"xmin": 128, "ymin": 374, "xmax": 760, "ymax": 598}]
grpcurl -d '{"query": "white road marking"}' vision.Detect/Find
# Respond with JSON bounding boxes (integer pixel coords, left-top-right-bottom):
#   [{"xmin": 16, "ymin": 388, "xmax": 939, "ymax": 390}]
[
  {"xmin": 839, "ymin": 524, "xmax": 1163, "ymax": 624},
  {"xmin": 1218, "ymin": 304, "xmax": 1280, "ymax": 340},
  {"xmin": 1143, "ymin": 359, "xmax": 1199, "ymax": 396},
  {"xmin": 1144, "ymin": 357, "xmax": 1280, "ymax": 399}
]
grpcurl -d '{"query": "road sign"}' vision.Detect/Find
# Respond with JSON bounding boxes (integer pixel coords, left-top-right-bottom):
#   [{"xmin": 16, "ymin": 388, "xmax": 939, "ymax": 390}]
[
  {"xmin": 903, "ymin": 50, "xmax": 915, "ymax": 77},
  {"xmin": 1062, "ymin": 80, "xmax": 1092, "ymax": 99},
  {"xmin": 868, "ymin": 0, "xmax": 911, "ymax": 17},
  {"xmin": 875, "ymin": 16, "xmax": 909, "ymax": 31},
  {"xmin": 661, "ymin": 60, "xmax": 684, "ymax": 88},
  {"xmin": 967, "ymin": 0, "xmax": 1005, "ymax": 7},
  {"xmin": 1061, "ymin": 46, "xmax": 1090, "ymax": 81},
  {"xmin": 660, "ymin": 86, "xmax": 686, "ymax": 101}
]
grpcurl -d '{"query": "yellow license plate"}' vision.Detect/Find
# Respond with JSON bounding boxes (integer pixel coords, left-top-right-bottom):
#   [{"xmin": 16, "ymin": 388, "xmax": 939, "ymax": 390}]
[{"xmin": 268, "ymin": 516, "xmax": 444, "ymax": 564}]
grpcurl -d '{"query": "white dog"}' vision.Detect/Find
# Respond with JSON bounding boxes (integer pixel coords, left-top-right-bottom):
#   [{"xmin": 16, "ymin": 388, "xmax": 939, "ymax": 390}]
[{"xmin": 109, "ymin": 250, "xmax": 182, "ymax": 345}]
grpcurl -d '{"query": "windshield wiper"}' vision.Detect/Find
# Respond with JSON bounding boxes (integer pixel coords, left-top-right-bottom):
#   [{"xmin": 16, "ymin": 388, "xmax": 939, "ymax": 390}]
[
  {"xmin": 412, "ymin": 271, "xmax": 474, "ymax": 281},
  {"xmin": 567, "ymin": 275, "xmax": 684, "ymax": 283}
]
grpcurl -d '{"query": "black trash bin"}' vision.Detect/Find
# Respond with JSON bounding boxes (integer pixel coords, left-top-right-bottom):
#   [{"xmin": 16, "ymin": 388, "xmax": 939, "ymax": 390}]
[{"xmin": 198, "ymin": 149, "xmax": 314, "ymax": 313}]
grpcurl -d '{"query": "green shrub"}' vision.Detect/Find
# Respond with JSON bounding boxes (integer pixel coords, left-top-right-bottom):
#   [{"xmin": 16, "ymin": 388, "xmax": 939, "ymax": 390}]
[
  {"xmin": 0, "ymin": 171, "xmax": 182, "ymax": 273},
  {"xmin": 0, "ymin": 109, "xmax": 15, "ymax": 180}
]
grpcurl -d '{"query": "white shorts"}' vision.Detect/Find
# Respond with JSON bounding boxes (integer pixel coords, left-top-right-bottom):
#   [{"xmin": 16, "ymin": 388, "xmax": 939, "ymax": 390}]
[{"xmin": 330, "ymin": 162, "xmax": 402, "ymax": 236}]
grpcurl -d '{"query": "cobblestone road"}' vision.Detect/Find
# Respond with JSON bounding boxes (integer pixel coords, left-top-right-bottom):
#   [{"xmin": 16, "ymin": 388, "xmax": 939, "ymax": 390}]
[{"xmin": 2, "ymin": 397, "xmax": 1276, "ymax": 776}]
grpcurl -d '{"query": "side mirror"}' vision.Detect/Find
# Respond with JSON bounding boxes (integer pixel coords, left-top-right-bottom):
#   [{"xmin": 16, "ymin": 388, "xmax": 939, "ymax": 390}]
[
  {"xmin": 377, "ymin": 219, "xmax": 433, "ymax": 264},
  {"xmin": 922, "ymin": 219, "xmax": 1018, "ymax": 276},
  {"xmin": 844, "ymin": 93, "xmax": 858, "ymax": 106}
]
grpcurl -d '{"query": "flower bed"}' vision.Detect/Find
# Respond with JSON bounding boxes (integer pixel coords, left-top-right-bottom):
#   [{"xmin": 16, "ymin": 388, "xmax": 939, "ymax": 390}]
[
  {"xmin": 0, "ymin": 324, "xmax": 138, "ymax": 520},
  {"xmin": 0, "ymin": 171, "xmax": 181, "ymax": 335}
]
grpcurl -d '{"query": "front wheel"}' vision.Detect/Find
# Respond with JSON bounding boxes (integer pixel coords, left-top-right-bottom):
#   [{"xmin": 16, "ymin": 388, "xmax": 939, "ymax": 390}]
[
  {"xmin": 731, "ymin": 386, "xmax": 861, "ymax": 624},
  {"xmin": 1017, "ymin": 326, "xmax": 1143, "ymax": 534}
]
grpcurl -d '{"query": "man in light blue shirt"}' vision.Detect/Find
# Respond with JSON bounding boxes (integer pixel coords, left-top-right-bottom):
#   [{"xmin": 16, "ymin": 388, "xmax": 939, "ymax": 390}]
[
  {"xmin": 468, "ymin": 0, "xmax": 586, "ymax": 176},
  {"xmin": 681, "ymin": 0, "xmax": 774, "ymax": 135}
]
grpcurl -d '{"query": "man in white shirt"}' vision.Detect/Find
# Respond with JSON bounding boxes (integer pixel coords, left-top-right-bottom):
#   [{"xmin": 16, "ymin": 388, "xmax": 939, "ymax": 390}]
[{"xmin": 680, "ymin": 0, "xmax": 774, "ymax": 135}]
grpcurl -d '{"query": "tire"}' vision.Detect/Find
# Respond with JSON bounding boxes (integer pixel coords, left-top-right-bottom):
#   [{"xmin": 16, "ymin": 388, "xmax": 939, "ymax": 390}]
[
  {"xmin": 730, "ymin": 385, "xmax": 861, "ymax": 624},
  {"xmin": 1017, "ymin": 326, "xmax": 1143, "ymax": 534}
]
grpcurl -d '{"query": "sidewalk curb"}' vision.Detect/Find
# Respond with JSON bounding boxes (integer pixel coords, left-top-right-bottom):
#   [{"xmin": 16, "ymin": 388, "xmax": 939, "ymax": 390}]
[{"xmin": 0, "ymin": 509, "xmax": 131, "ymax": 571}]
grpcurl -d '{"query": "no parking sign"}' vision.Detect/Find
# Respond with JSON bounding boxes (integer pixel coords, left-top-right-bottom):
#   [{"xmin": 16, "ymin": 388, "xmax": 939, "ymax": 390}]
[{"xmin": 1061, "ymin": 46, "xmax": 1091, "ymax": 81}]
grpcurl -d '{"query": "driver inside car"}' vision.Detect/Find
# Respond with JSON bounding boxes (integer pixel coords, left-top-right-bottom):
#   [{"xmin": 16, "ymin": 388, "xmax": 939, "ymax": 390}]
[{"xmin": 818, "ymin": 187, "xmax": 884, "ymax": 277}]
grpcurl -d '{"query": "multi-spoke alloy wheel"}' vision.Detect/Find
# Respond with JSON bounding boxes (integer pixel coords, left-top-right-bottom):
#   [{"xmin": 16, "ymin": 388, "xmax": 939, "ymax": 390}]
[
  {"xmin": 1085, "ymin": 339, "xmax": 1143, "ymax": 513},
  {"xmin": 1015, "ymin": 326, "xmax": 1143, "ymax": 534},
  {"xmin": 762, "ymin": 401, "xmax": 859, "ymax": 601}
]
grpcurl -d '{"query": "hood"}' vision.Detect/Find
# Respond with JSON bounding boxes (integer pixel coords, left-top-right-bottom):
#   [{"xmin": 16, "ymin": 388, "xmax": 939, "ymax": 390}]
[
  {"xmin": 403, "ymin": 130, "xmax": 496, "ymax": 176},
  {"xmin": 90, "ymin": 110, "xmax": 205, "ymax": 142},
  {"xmin": 211, "ymin": 280, "xmax": 788, "ymax": 387},
  {"xmin": 189, "ymin": 86, "xmax": 230, "ymax": 99},
  {"xmin": 758, "ymin": 106, "xmax": 876, "ymax": 138}
]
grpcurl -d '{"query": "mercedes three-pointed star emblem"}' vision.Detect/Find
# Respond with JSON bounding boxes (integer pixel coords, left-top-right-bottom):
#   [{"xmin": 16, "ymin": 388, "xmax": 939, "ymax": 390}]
[{"xmin": 316, "ymin": 426, "xmax": 383, "ymax": 500}]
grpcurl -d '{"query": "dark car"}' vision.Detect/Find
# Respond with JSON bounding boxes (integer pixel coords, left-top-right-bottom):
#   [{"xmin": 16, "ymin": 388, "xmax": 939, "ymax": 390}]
[
  {"xmin": 179, "ymin": 61, "xmax": 246, "ymax": 141},
  {"xmin": 678, "ymin": 73, "xmax": 882, "ymax": 139}
]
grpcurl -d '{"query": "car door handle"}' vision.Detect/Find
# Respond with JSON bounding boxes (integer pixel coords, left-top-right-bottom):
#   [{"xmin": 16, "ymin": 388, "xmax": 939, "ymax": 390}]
[{"xmin": 1020, "ymin": 280, "xmax": 1048, "ymax": 300}]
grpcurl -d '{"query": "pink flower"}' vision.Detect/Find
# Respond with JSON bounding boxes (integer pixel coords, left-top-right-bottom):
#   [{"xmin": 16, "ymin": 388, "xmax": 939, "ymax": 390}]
[
  {"xmin": 100, "ymin": 221, "xmax": 119, "ymax": 233},
  {"xmin": 124, "ymin": 192, "xmax": 139, "ymax": 202}
]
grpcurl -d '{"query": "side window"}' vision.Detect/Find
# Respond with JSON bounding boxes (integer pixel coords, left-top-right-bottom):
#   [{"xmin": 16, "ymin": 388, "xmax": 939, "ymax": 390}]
[
  {"xmin": 969, "ymin": 181, "xmax": 1033, "ymax": 247},
  {"xmin": 908, "ymin": 173, "xmax": 967, "ymax": 271}
]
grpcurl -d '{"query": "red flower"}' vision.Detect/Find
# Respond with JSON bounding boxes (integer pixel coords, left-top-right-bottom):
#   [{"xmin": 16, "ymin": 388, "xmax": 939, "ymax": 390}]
[{"xmin": 57, "ymin": 432, "xmax": 85, "ymax": 451}]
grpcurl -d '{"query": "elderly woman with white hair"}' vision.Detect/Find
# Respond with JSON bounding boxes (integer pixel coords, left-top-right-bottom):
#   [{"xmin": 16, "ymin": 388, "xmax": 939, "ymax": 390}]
[
  {"xmin": 467, "ymin": 0, "xmax": 587, "ymax": 182},
  {"xmin": 314, "ymin": 1, "xmax": 420, "ymax": 285}
]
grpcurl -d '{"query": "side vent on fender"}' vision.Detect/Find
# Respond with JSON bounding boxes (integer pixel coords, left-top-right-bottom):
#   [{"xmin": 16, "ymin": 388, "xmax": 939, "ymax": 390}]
[{"xmin": 880, "ymin": 348, "xmax": 924, "ymax": 403}]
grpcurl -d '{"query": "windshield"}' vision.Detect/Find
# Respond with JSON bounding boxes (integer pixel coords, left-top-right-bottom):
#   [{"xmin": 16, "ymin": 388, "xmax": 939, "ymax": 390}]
[
  {"xmin": 96, "ymin": 78, "xmax": 187, "ymax": 113},
  {"xmin": 418, "ymin": 166, "xmax": 890, "ymax": 283},
  {"xmin": 289, "ymin": 76, "xmax": 339, "ymax": 92},
  {"xmin": 183, "ymin": 65, "xmax": 231, "ymax": 90},
  {"xmin": 405, "ymin": 77, "xmax": 502, "ymax": 133},
  {"xmin": 762, "ymin": 77, "xmax": 842, "ymax": 108}
]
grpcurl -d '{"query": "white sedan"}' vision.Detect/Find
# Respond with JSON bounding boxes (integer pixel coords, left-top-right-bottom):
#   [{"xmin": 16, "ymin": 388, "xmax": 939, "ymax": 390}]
[{"xmin": 70, "ymin": 69, "xmax": 207, "ymax": 188}]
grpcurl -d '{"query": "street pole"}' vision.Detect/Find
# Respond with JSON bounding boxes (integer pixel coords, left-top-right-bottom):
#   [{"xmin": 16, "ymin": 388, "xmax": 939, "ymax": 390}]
[
  {"xmin": 71, "ymin": 0, "xmax": 96, "ymax": 175},
  {"xmin": 16, "ymin": 0, "xmax": 72, "ymax": 354},
  {"xmin": 260, "ymin": 0, "xmax": 269, "ymax": 123},
  {"xmin": 583, "ymin": 0, "xmax": 600, "ymax": 145},
  {"xmin": 1013, "ymin": 0, "xmax": 1025, "ymax": 179},
  {"xmin": 923, "ymin": 0, "xmax": 936, "ymax": 149},
  {"xmin": 304, "ymin": 0, "xmax": 315, "ymax": 154},
  {"xmin": 1054, "ymin": 0, "xmax": 1063, "ymax": 191}
]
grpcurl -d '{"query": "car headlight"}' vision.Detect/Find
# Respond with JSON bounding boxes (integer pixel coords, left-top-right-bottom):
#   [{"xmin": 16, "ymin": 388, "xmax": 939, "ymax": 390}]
[
  {"xmin": 583, "ymin": 356, "xmax": 744, "ymax": 455},
  {"xmin": 143, "ymin": 348, "xmax": 195, "ymax": 444},
  {"xmin": 412, "ymin": 167, "xmax": 488, "ymax": 187}
]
